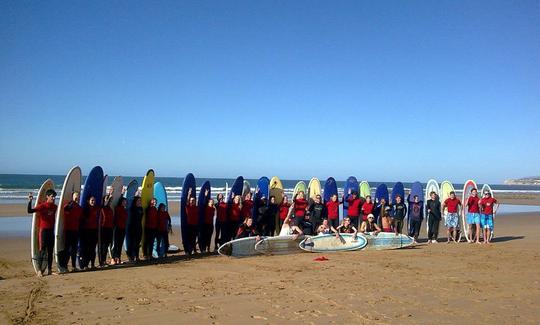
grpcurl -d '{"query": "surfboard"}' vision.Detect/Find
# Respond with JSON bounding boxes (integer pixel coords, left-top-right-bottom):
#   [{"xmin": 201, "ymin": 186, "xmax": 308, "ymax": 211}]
[
  {"xmin": 293, "ymin": 181, "xmax": 307, "ymax": 200},
  {"xmin": 299, "ymin": 233, "xmax": 367, "ymax": 252},
  {"xmin": 109, "ymin": 177, "xmax": 124, "ymax": 210},
  {"xmin": 391, "ymin": 182, "xmax": 405, "ymax": 204},
  {"xmin": 228, "ymin": 176, "xmax": 244, "ymax": 203},
  {"xmin": 242, "ymin": 180, "xmax": 251, "ymax": 198},
  {"xmin": 31, "ymin": 179, "xmax": 55, "ymax": 275},
  {"xmin": 217, "ymin": 236, "xmax": 263, "ymax": 257},
  {"xmin": 197, "ymin": 180, "xmax": 211, "ymax": 249},
  {"xmin": 269, "ymin": 176, "xmax": 283, "ymax": 235},
  {"xmin": 254, "ymin": 235, "xmax": 306, "ymax": 255},
  {"xmin": 462, "ymin": 180, "xmax": 478, "ymax": 242},
  {"xmin": 54, "ymin": 166, "xmax": 81, "ymax": 272},
  {"xmin": 253, "ymin": 177, "xmax": 270, "ymax": 220},
  {"xmin": 323, "ymin": 177, "xmax": 338, "ymax": 203},
  {"xmin": 407, "ymin": 181, "xmax": 424, "ymax": 235},
  {"xmin": 80, "ymin": 166, "xmax": 105, "ymax": 210},
  {"xmin": 154, "ymin": 182, "xmax": 168, "ymax": 211},
  {"xmin": 481, "ymin": 184, "xmax": 495, "ymax": 240},
  {"xmin": 140, "ymin": 170, "xmax": 155, "ymax": 250},
  {"xmin": 440, "ymin": 180, "xmax": 461, "ymax": 241},
  {"xmin": 307, "ymin": 177, "xmax": 321, "ymax": 203},
  {"xmin": 425, "ymin": 179, "xmax": 440, "ymax": 236},
  {"xmin": 362, "ymin": 232, "xmax": 414, "ymax": 250},
  {"xmin": 375, "ymin": 184, "xmax": 389, "ymax": 204},
  {"xmin": 97, "ymin": 174, "xmax": 108, "ymax": 265},
  {"xmin": 123, "ymin": 179, "xmax": 138, "ymax": 252},
  {"xmin": 181, "ymin": 173, "xmax": 196, "ymax": 254},
  {"xmin": 343, "ymin": 176, "xmax": 359, "ymax": 217},
  {"xmin": 359, "ymin": 181, "xmax": 371, "ymax": 199}
]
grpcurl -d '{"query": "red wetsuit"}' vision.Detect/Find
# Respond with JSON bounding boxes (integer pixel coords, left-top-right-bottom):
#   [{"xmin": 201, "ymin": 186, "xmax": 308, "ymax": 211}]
[
  {"xmin": 294, "ymin": 198, "xmax": 308, "ymax": 217},
  {"xmin": 230, "ymin": 203, "xmax": 242, "ymax": 222},
  {"xmin": 63, "ymin": 201, "xmax": 82, "ymax": 231},
  {"xmin": 241, "ymin": 199, "xmax": 254, "ymax": 219},
  {"xmin": 204, "ymin": 206, "xmax": 215, "ymax": 225},
  {"xmin": 101, "ymin": 206, "xmax": 114, "ymax": 229},
  {"xmin": 34, "ymin": 202, "xmax": 57, "ymax": 230},
  {"xmin": 326, "ymin": 201, "xmax": 340, "ymax": 220},
  {"xmin": 186, "ymin": 205, "xmax": 199, "ymax": 225},
  {"xmin": 361, "ymin": 202, "xmax": 374, "ymax": 221},
  {"xmin": 279, "ymin": 203, "xmax": 291, "ymax": 220},
  {"xmin": 216, "ymin": 201, "xmax": 228, "ymax": 223},
  {"xmin": 146, "ymin": 206, "xmax": 158, "ymax": 229},
  {"xmin": 114, "ymin": 205, "xmax": 128, "ymax": 229}
]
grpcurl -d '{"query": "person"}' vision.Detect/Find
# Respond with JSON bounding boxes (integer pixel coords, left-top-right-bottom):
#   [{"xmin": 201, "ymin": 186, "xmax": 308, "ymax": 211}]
[
  {"xmin": 391, "ymin": 195, "xmax": 407, "ymax": 236},
  {"xmin": 292, "ymin": 191, "xmax": 309, "ymax": 226},
  {"xmin": 265, "ymin": 196, "xmax": 279, "ymax": 236},
  {"xmin": 298, "ymin": 212, "xmax": 314, "ymax": 236},
  {"xmin": 126, "ymin": 196, "xmax": 143, "ymax": 262},
  {"xmin": 228, "ymin": 194, "xmax": 242, "ymax": 242},
  {"xmin": 235, "ymin": 217, "xmax": 260, "ymax": 239},
  {"xmin": 361, "ymin": 195, "xmax": 375, "ymax": 223},
  {"xmin": 425, "ymin": 191, "xmax": 442, "ymax": 243},
  {"xmin": 278, "ymin": 195, "xmax": 291, "ymax": 233},
  {"xmin": 442, "ymin": 191, "xmax": 462, "ymax": 243},
  {"xmin": 335, "ymin": 217, "xmax": 358, "ymax": 240},
  {"xmin": 144, "ymin": 198, "xmax": 158, "ymax": 259},
  {"xmin": 374, "ymin": 198, "xmax": 389, "ymax": 227},
  {"xmin": 112, "ymin": 197, "xmax": 128, "ymax": 265},
  {"xmin": 99, "ymin": 194, "xmax": 114, "ymax": 266},
  {"xmin": 465, "ymin": 188, "xmax": 481, "ymax": 243},
  {"xmin": 214, "ymin": 193, "xmax": 228, "ymax": 251},
  {"xmin": 200, "ymin": 198, "xmax": 215, "ymax": 253},
  {"xmin": 345, "ymin": 190, "xmax": 363, "ymax": 228},
  {"xmin": 80, "ymin": 196, "xmax": 100, "ymax": 269},
  {"xmin": 360, "ymin": 214, "xmax": 381, "ymax": 234},
  {"xmin": 156, "ymin": 203, "xmax": 171, "ymax": 258},
  {"xmin": 185, "ymin": 191, "xmax": 199, "ymax": 255},
  {"xmin": 27, "ymin": 189, "xmax": 58, "ymax": 276},
  {"xmin": 308, "ymin": 194, "xmax": 326, "ymax": 232},
  {"xmin": 380, "ymin": 206, "xmax": 393, "ymax": 233},
  {"xmin": 241, "ymin": 192, "xmax": 254, "ymax": 221},
  {"xmin": 407, "ymin": 195, "xmax": 423, "ymax": 243},
  {"xmin": 326, "ymin": 194, "xmax": 340, "ymax": 229},
  {"xmin": 278, "ymin": 214, "xmax": 304, "ymax": 238},
  {"xmin": 60, "ymin": 191, "xmax": 82, "ymax": 272},
  {"xmin": 479, "ymin": 191, "xmax": 499, "ymax": 244},
  {"xmin": 316, "ymin": 219, "xmax": 337, "ymax": 235},
  {"xmin": 256, "ymin": 197, "xmax": 276, "ymax": 236}
]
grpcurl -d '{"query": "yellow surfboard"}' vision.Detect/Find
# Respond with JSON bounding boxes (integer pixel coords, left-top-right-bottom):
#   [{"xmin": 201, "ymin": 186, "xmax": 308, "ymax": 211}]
[
  {"xmin": 269, "ymin": 176, "xmax": 283, "ymax": 235},
  {"xmin": 307, "ymin": 177, "xmax": 321, "ymax": 202},
  {"xmin": 140, "ymin": 169, "xmax": 155, "ymax": 250}
]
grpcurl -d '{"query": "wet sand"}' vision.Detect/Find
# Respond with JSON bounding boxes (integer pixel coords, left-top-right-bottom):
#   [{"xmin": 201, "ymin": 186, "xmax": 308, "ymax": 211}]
[{"xmin": 0, "ymin": 213, "xmax": 539, "ymax": 324}]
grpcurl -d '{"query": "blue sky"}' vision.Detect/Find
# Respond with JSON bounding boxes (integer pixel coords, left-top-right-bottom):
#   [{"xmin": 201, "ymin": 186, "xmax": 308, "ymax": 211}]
[{"xmin": 1, "ymin": 1, "xmax": 539, "ymax": 184}]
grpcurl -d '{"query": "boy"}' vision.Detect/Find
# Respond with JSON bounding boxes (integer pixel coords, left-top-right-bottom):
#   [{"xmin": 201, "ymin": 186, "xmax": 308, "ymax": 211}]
[
  {"xmin": 465, "ymin": 188, "xmax": 481, "ymax": 243},
  {"xmin": 407, "ymin": 195, "xmax": 423, "ymax": 243},
  {"xmin": 345, "ymin": 190, "xmax": 363, "ymax": 228},
  {"xmin": 61, "ymin": 191, "xmax": 82, "ymax": 272},
  {"xmin": 381, "ymin": 206, "xmax": 393, "ymax": 232},
  {"xmin": 479, "ymin": 191, "xmax": 498, "ymax": 244},
  {"xmin": 426, "ymin": 191, "xmax": 441, "ymax": 243},
  {"xmin": 442, "ymin": 191, "xmax": 461, "ymax": 243},
  {"xmin": 391, "ymin": 195, "xmax": 407, "ymax": 236}
]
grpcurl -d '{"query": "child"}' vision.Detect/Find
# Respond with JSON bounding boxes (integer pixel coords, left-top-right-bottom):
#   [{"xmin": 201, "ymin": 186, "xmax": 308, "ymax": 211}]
[
  {"xmin": 479, "ymin": 191, "xmax": 498, "ymax": 244},
  {"xmin": 465, "ymin": 188, "xmax": 481, "ymax": 243},
  {"xmin": 236, "ymin": 217, "xmax": 261, "ymax": 239},
  {"xmin": 241, "ymin": 192, "xmax": 254, "ymax": 220},
  {"xmin": 293, "ymin": 191, "xmax": 309, "ymax": 226},
  {"xmin": 308, "ymin": 194, "xmax": 325, "ymax": 232},
  {"xmin": 426, "ymin": 192, "xmax": 441, "ymax": 243},
  {"xmin": 214, "ymin": 193, "xmax": 228, "ymax": 251},
  {"xmin": 391, "ymin": 195, "xmax": 407, "ymax": 236},
  {"xmin": 156, "ymin": 203, "xmax": 171, "ymax": 258},
  {"xmin": 127, "ymin": 196, "xmax": 143, "ymax": 262},
  {"xmin": 360, "ymin": 214, "xmax": 381, "ymax": 234},
  {"xmin": 361, "ymin": 195, "xmax": 374, "ymax": 223},
  {"xmin": 228, "ymin": 194, "xmax": 242, "ymax": 242},
  {"xmin": 407, "ymin": 195, "xmax": 423, "ymax": 243},
  {"xmin": 326, "ymin": 194, "xmax": 340, "ymax": 229},
  {"xmin": 144, "ymin": 198, "xmax": 158, "ymax": 259},
  {"xmin": 185, "ymin": 192, "xmax": 199, "ymax": 255},
  {"xmin": 61, "ymin": 191, "xmax": 82, "ymax": 272},
  {"xmin": 346, "ymin": 191, "xmax": 363, "ymax": 228},
  {"xmin": 380, "ymin": 206, "xmax": 392, "ymax": 233},
  {"xmin": 99, "ymin": 194, "xmax": 114, "ymax": 266},
  {"xmin": 443, "ymin": 191, "xmax": 462, "ymax": 243},
  {"xmin": 316, "ymin": 219, "xmax": 337, "ymax": 235},
  {"xmin": 81, "ymin": 196, "xmax": 100, "ymax": 269},
  {"xmin": 27, "ymin": 189, "xmax": 58, "ymax": 276},
  {"xmin": 201, "ymin": 198, "xmax": 215, "ymax": 253},
  {"xmin": 278, "ymin": 195, "xmax": 291, "ymax": 233},
  {"xmin": 278, "ymin": 214, "xmax": 304, "ymax": 239},
  {"xmin": 112, "ymin": 197, "xmax": 128, "ymax": 264},
  {"xmin": 335, "ymin": 217, "xmax": 358, "ymax": 239}
]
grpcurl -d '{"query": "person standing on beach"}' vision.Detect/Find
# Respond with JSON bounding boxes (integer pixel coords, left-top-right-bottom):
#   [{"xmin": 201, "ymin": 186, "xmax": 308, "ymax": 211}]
[
  {"xmin": 27, "ymin": 190, "xmax": 57, "ymax": 276},
  {"xmin": 214, "ymin": 193, "xmax": 228, "ymax": 251},
  {"xmin": 426, "ymin": 192, "xmax": 441, "ymax": 243},
  {"xmin": 479, "ymin": 191, "xmax": 499, "ymax": 244},
  {"xmin": 185, "ymin": 192, "xmax": 199, "ymax": 255},
  {"xmin": 241, "ymin": 192, "xmax": 254, "ymax": 221},
  {"xmin": 99, "ymin": 194, "xmax": 114, "ymax": 266},
  {"xmin": 80, "ymin": 196, "xmax": 100, "ymax": 269},
  {"xmin": 407, "ymin": 195, "xmax": 423, "ymax": 243},
  {"xmin": 144, "ymin": 198, "xmax": 158, "ymax": 259},
  {"xmin": 442, "ymin": 191, "xmax": 461, "ymax": 243},
  {"xmin": 391, "ymin": 195, "xmax": 407, "ymax": 236},
  {"xmin": 374, "ymin": 198, "xmax": 389, "ymax": 227},
  {"xmin": 127, "ymin": 196, "xmax": 143, "ymax": 262},
  {"xmin": 380, "ymin": 206, "xmax": 393, "ymax": 232},
  {"xmin": 265, "ymin": 196, "xmax": 278, "ymax": 236},
  {"xmin": 228, "ymin": 194, "xmax": 243, "ymax": 241},
  {"xmin": 345, "ymin": 190, "xmax": 363, "ymax": 229},
  {"xmin": 112, "ymin": 197, "xmax": 128, "ymax": 264},
  {"xmin": 278, "ymin": 195, "xmax": 291, "ymax": 233},
  {"xmin": 293, "ymin": 191, "xmax": 309, "ymax": 226},
  {"xmin": 361, "ymin": 195, "xmax": 374, "ymax": 223},
  {"xmin": 60, "ymin": 191, "xmax": 82, "ymax": 272},
  {"xmin": 200, "ymin": 198, "xmax": 215, "ymax": 253},
  {"xmin": 308, "ymin": 194, "xmax": 325, "ymax": 232},
  {"xmin": 465, "ymin": 188, "xmax": 481, "ymax": 243},
  {"xmin": 156, "ymin": 203, "xmax": 171, "ymax": 258},
  {"xmin": 326, "ymin": 194, "xmax": 340, "ymax": 229}
]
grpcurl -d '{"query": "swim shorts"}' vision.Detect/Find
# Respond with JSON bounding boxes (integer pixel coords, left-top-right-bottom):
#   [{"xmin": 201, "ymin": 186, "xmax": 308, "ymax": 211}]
[
  {"xmin": 480, "ymin": 214, "xmax": 494, "ymax": 230},
  {"xmin": 467, "ymin": 213, "xmax": 480, "ymax": 225},
  {"xmin": 445, "ymin": 213, "xmax": 459, "ymax": 228}
]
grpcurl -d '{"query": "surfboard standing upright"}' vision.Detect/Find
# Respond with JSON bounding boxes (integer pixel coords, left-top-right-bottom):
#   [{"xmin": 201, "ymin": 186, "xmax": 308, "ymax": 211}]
[
  {"xmin": 481, "ymin": 184, "xmax": 496, "ymax": 240},
  {"xmin": 343, "ymin": 176, "xmax": 359, "ymax": 218},
  {"xmin": 407, "ymin": 181, "xmax": 424, "ymax": 236},
  {"xmin": 424, "ymin": 179, "xmax": 440, "ymax": 237},
  {"xmin": 31, "ymin": 179, "xmax": 55, "ymax": 275},
  {"xmin": 123, "ymin": 179, "xmax": 138, "ymax": 254},
  {"xmin": 181, "ymin": 173, "xmax": 196, "ymax": 254},
  {"xmin": 359, "ymin": 181, "xmax": 371, "ymax": 199},
  {"xmin": 54, "ymin": 166, "xmax": 82, "ymax": 272},
  {"xmin": 79, "ymin": 166, "xmax": 104, "ymax": 268},
  {"xmin": 462, "ymin": 180, "xmax": 478, "ymax": 242},
  {"xmin": 269, "ymin": 176, "xmax": 284, "ymax": 235},
  {"xmin": 140, "ymin": 170, "xmax": 155, "ymax": 256},
  {"xmin": 307, "ymin": 177, "xmax": 322, "ymax": 204},
  {"xmin": 440, "ymin": 180, "xmax": 461, "ymax": 242},
  {"xmin": 197, "ymin": 180, "xmax": 211, "ymax": 252}
]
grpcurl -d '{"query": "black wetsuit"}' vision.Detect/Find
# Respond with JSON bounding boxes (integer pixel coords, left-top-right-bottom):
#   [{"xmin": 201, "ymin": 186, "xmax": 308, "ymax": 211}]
[
  {"xmin": 127, "ymin": 205, "xmax": 143, "ymax": 261},
  {"xmin": 426, "ymin": 198, "xmax": 441, "ymax": 240},
  {"xmin": 308, "ymin": 202, "xmax": 325, "ymax": 232}
]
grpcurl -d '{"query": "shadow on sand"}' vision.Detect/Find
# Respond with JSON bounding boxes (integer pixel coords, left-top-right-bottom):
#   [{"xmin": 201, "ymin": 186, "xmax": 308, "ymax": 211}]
[{"xmin": 491, "ymin": 236, "xmax": 525, "ymax": 243}]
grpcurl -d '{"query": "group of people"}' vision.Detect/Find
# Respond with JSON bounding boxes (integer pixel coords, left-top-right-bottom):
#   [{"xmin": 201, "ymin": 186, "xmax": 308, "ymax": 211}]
[
  {"xmin": 28, "ymin": 188, "xmax": 172, "ymax": 277},
  {"xmin": 28, "ymin": 183, "xmax": 499, "ymax": 277}
]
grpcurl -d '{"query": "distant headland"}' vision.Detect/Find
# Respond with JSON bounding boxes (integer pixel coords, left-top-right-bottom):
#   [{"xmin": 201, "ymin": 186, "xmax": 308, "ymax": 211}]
[{"xmin": 504, "ymin": 177, "xmax": 540, "ymax": 185}]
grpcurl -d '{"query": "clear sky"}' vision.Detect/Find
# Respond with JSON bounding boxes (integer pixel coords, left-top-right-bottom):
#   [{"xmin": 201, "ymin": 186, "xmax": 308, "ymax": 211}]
[{"xmin": 1, "ymin": 1, "xmax": 539, "ymax": 184}]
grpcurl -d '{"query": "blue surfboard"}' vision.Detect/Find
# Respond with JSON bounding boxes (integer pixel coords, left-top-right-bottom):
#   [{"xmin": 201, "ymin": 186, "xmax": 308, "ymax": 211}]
[
  {"xmin": 80, "ymin": 166, "xmax": 104, "ymax": 209},
  {"xmin": 123, "ymin": 179, "xmax": 138, "ymax": 252},
  {"xmin": 181, "ymin": 173, "xmax": 196, "ymax": 254},
  {"xmin": 375, "ymin": 183, "xmax": 389, "ymax": 204},
  {"xmin": 154, "ymin": 182, "xmax": 168, "ymax": 210},
  {"xmin": 198, "ymin": 181, "xmax": 211, "ymax": 225},
  {"xmin": 391, "ymin": 182, "xmax": 405, "ymax": 205},
  {"xmin": 252, "ymin": 177, "xmax": 270, "ymax": 224},
  {"xmin": 323, "ymin": 177, "xmax": 338, "ymax": 203},
  {"xmin": 228, "ymin": 176, "xmax": 244, "ymax": 204},
  {"xmin": 342, "ymin": 176, "xmax": 359, "ymax": 217}
]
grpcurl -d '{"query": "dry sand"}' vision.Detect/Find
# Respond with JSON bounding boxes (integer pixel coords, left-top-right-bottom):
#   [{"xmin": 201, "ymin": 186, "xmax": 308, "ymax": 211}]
[{"xmin": 0, "ymin": 212, "xmax": 539, "ymax": 324}]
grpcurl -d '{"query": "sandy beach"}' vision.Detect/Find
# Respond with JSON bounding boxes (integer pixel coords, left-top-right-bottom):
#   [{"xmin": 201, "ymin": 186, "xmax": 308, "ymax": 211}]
[{"xmin": 0, "ymin": 210, "xmax": 538, "ymax": 324}]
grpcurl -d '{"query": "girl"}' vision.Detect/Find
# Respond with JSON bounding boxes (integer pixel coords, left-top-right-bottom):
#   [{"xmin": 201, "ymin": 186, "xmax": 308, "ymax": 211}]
[
  {"xmin": 27, "ymin": 190, "xmax": 57, "ymax": 276},
  {"xmin": 360, "ymin": 214, "xmax": 381, "ymax": 234},
  {"xmin": 99, "ymin": 194, "xmax": 114, "ymax": 266},
  {"xmin": 214, "ymin": 193, "xmax": 228, "ymax": 251},
  {"xmin": 112, "ymin": 197, "xmax": 128, "ymax": 265},
  {"xmin": 144, "ymin": 198, "xmax": 158, "ymax": 259},
  {"xmin": 156, "ymin": 203, "xmax": 171, "ymax": 258},
  {"xmin": 61, "ymin": 191, "xmax": 82, "ymax": 272},
  {"xmin": 185, "ymin": 190, "xmax": 199, "ymax": 255},
  {"xmin": 278, "ymin": 195, "xmax": 291, "ymax": 234},
  {"xmin": 326, "ymin": 194, "xmax": 340, "ymax": 229},
  {"xmin": 201, "ymin": 198, "xmax": 215, "ymax": 253},
  {"xmin": 127, "ymin": 196, "xmax": 143, "ymax": 262},
  {"xmin": 81, "ymin": 196, "xmax": 100, "ymax": 269}
]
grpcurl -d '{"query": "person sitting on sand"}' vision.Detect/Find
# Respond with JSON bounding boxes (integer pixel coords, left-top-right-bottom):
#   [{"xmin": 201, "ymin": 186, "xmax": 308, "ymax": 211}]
[
  {"xmin": 236, "ymin": 217, "xmax": 260, "ymax": 240},
  {"xmin": 380, "ymin": 206, "xmax": 393, "ymax": 232},
  {"xmin": 27, "ymin": 189, "xmax": 58, "ymax": 277},
  {"xmin": 316, "ymin": 219, "xmax": 337, "ymax": 235},
  {"xmin": 479, "ymin": 191, "xmax": 499, "ymax": 244},
  {"xmin": 426, "ymin": 191, "xmax": 441, "ymax": 243},
  {"xmin": 61, "ymin": 191, "xmax": 83, "ymax": 272},
  {"xmin": 465, "ymin": 188, "xmax": 481, "ymax": 243},
  {"xmin": 360, "ymin": 214, "xmax": 381, "ymax": 235},
  {"xmin": 391, "ymin": 195, "xmax": 407, "ymax": 236},
  {"xmin": 335, "ymin": 217, "xmax": 358, "ymax": 239},
  {"xmin": 278, "ymin": 214, "xmax": 304, "ymax": 238},
  {"xmin": 442, "ymin": 191, "xmax": 462, "ymax": 243}
]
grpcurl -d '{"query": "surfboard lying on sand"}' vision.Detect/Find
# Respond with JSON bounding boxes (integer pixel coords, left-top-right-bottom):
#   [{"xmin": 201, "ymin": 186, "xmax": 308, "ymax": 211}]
[
  {"xmin": 299, "ymin": 233, "xmax": 367, "ymax": 252},
  {"xmin": 254, "ymin": 235, "xmax": 306, "ymax": 255},
  {"xmin": 218, "ymin": 237, "xmax": 264, "ymax": 257},
  {"xmin": 362, "ymin": 232, "xmax": 414, "ymax": 250}
]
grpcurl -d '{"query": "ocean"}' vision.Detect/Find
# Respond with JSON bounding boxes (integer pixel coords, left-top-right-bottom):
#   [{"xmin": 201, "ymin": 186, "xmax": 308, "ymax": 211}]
[{"xmin": 1, "ymin": 174, "xmax": 540, "ymax": 204}]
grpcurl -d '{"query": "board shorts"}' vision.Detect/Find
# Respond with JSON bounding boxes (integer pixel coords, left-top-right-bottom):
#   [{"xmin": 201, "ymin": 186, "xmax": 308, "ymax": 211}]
[
  {"xmin": 445, "ymin": 213, "xmax": 459, "ymax": 228},
  {"xmin": 480, "ymin": 214, "xmax": 494, "ymax": 230},
  {"xmin": 467, "ymin": 213, "xmax": 481, "ymax": 225}
]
